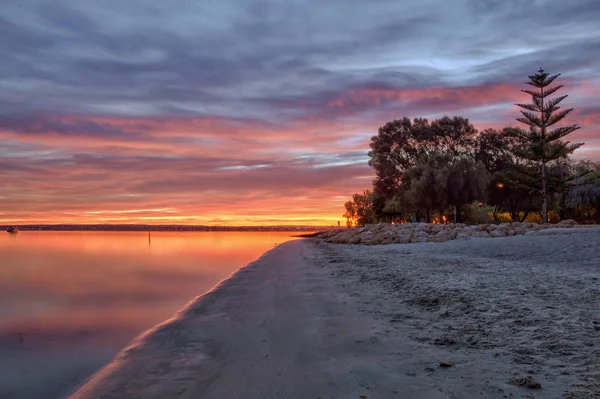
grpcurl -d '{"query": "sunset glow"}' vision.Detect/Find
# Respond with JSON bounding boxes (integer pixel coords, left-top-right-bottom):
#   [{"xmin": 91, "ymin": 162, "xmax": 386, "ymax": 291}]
[{"xmin": 1, "ymin": 0, "xmax": 599, "ymax": 225}]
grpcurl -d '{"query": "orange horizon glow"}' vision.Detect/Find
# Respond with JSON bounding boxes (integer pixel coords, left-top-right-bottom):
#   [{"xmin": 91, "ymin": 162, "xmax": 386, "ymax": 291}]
[{"xmin": 2, "ymin": 79, "xmax": 598, "ymax": 226}]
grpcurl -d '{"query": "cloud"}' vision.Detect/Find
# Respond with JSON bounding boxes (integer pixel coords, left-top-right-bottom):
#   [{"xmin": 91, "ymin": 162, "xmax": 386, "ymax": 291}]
[{"xmin": 1, "ymin": 0, "xmax": 599, "ymax": 224}]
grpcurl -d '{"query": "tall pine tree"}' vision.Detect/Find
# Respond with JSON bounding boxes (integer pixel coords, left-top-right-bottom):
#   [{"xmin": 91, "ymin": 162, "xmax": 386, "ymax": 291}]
[{"xmin": 510, "ymin": 68, "xmax": 582, "ymax": 223}]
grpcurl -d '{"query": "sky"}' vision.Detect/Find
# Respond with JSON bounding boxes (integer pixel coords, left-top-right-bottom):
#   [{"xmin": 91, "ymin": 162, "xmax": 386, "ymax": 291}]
[{"xmin": 1, "ymin": 0, "xmax": 599, "ymax": 226}]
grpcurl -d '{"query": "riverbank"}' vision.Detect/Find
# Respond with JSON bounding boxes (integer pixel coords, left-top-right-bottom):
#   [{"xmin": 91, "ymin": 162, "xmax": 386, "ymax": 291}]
[{"xmin": 70, "ymin": 229, "xmax": 600, "ymax": 398}]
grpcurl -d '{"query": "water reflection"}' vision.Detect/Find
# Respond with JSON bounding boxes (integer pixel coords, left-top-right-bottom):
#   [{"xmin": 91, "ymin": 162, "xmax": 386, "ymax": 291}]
[{"xmin": 0, "ymin": 231, "xmax": 303, "ymax": 399}]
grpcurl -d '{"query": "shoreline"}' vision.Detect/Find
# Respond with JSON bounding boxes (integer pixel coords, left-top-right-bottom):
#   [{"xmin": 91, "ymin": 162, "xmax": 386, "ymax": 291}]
[{"xmin": 70, "ymin": 229, "xmax": 600, "ymax": 398}]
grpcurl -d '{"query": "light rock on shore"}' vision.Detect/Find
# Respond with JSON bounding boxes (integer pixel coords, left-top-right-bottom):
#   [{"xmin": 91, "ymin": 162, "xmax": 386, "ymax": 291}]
[{"xmin": 318, "ymin": 220, "xmax": 579, "ymax": 245}]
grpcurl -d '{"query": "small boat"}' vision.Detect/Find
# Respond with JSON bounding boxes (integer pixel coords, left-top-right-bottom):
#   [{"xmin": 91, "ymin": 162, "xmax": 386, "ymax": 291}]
[{"xmin": 7, "ymin": 226, "xmax": 18, "ymax": 234}]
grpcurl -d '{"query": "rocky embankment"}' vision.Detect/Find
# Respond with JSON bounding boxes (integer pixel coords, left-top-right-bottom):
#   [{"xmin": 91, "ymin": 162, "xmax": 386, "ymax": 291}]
[{"xmin": 318, "ymin": 220, "xmax": 580, "ymax": 245}]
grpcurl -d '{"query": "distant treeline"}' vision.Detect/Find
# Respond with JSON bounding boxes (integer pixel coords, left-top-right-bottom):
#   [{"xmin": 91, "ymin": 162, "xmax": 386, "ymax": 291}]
[{"xmin": 344, "ymin": 68, "xmax": 600, "ymax": 226}]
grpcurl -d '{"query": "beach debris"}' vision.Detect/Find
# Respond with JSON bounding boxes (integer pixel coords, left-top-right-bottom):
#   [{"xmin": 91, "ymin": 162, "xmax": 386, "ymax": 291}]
[
  {"xmin": 508, "ymin": 375, "xmax": 542, "ymax": 389},
  {"xmin": 439, "ymin": 361, "xmax": 455, "ymax": 368}
]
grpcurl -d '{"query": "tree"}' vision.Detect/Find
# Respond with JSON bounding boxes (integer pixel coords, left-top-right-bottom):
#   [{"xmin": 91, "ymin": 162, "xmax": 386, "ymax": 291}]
[
  {"xmin": 563, "ymin": 161, "xmax": 600, "ymax": 222},
  {"xmin": 398, "ymin": 154, "xmax": 449, "ymax": 223},
  {"xmin": 368, "ymin": 117, "xmax": 431, "ymax": 200},
  {"xmin": 343, "ymin": 199, "xmax": 357, "ymax": 227},
  {"xmin": 477, "ymin": 128, "xmax": 540, "ymax": 221},
  {"xmin": 443, "ymin": 157, "xmax": 489, "ymax": 223},
  {"xmin": 342, "ymin": 190, "xmax": 376, "ymax": 227},
  {"xmin": 369, "ymin": 116, "xmax": 482, "ymax": 220},
  {"xmin": 510, "ymin": 68, "xmax": 583, "ymax": 223}
]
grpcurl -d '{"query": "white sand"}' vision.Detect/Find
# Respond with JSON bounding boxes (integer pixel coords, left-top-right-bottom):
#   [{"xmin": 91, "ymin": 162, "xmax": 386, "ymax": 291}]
[{"xmin": 70, "ymin": 228, "xmax": 600, "ymax": 398}]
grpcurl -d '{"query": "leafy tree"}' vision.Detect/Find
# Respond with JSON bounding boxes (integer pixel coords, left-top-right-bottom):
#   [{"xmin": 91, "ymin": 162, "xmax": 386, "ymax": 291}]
[
  {"xmin": 368, "ymin": 117, "xmax": 430, "ymax": 200},
  {"xmin": 342, "ymin": 190, "xmax": 376, "ymax": 227},
  {"xmin": 369, "ymin": 116, "xmax": 482, "ymax": 220},
  {"xmin": 343, "ymin": 199, "xmax": 357, "ymax": 227},
  {"xmin": 510, "ymin": 68, "xmax": 583, "ymax": 223},
  {"xmin": 443, "ymin": 157, "xmax": 489, "ymax": 223},
  {"xmin": 562, "ymin": 161, "xmax": 600, "ymax": 222},
  {"xmin": 398, "ymin": 154, "xmax": 448, "ymax": 223},
  {"xmin": 476, "ymin": 128, "xmax": 540, "ymax": 221},
  {"xmin": 475, "ymin": 128, "xmax": 515, "ymax": 175},
  {"xmin": 371, "ymin": 195, "xmax": 388, "ymax": 223},
  {"xmin": 430, "ymin": 116, "xmax": 478, "ymax": 158}
]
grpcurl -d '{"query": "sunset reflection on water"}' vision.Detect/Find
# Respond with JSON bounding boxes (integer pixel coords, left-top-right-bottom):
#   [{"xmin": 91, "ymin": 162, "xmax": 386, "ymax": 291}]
[{"xmin": 0, "ymin": 231, "xmax": 304, "ymax": 398}]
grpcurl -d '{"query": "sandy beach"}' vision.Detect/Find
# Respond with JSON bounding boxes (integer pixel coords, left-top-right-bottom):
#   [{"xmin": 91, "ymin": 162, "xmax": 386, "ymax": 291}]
[{"xmin": 70, "ymin": 227, "xmax": 600, "ymax": 399}]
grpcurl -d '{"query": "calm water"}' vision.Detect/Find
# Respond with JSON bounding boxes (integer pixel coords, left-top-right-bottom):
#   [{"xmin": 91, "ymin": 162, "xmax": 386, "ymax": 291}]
[{"xmin": 0, "ymin": 231, "xmax": 305, "ymax": 399}]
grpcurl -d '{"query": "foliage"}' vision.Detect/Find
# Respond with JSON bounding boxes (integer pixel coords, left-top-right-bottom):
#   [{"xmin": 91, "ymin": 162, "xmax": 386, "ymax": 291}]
[
  {"xmin": 343, "ymin": 190, "xmax": 376, "ymax": 227},
  {"xmin": 463, "ymin": 202, "xmax": 493, "ymax": 225},
  {"xmin": 368, "ymin": 116, "xmax": 488, "ymax": 222},
  {"xmin": 509, "ymin": 68, "xmax": 583, "ymax": 223},
  {"xmin": 564, "ymin": 163, "xmax": 600, "ymax": 222},
  {"xmin": 342, "ymin": 70, "xmax": 592, "ymax": 225}
]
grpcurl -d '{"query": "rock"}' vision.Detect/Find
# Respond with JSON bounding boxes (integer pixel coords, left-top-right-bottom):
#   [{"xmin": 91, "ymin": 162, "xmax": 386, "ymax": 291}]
[
  {"xmin": 317, "ymin": 218, "xmax": 571, "ymax": 245},
  {"xmin": 410, "ymin": 231, "xmax": 430, "ymax": 243},
  {"xmin": 557, "ymin": 219, "xmax": 578, "ymax": 227},
  {"xmin": 430, "ymin": 224, "xmax": 445, "ymax": 233},
  {"xmin": 439, "ymin": 361, "xmax": 455, "ymax": 368},
  {"xmin": 381, "ymin": 237, "xmax": 394, "ymax": 245},
  {"xmin": 472, "ymin": 231, "xmax": 490, "ymax": 238},
  {"xmin": 456, "ymin": 227, "xmax": 475, "ymax": 239},
  {"xmin": 433, "ymin": 231, "xmax": 452, "ymax": 242},
  {"xmin": 348, "ymin": 236, "xmax": 361, "ymax": 244},
  {"xmin": 514, "ymin": 226, "xmax": 528, "ymax": 235},
  {"xmin": 508, "ymin": 375, "xmax": 542, "ymax": 389},
  {"xmin": 489, "ymin": 229, "xmax": 506, "ymax": 238}
]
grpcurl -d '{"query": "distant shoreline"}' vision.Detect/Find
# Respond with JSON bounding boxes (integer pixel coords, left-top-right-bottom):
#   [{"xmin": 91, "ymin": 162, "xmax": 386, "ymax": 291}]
[{"xmin": 0, "ymin": 224, "xmax": 332, "ymax": 232}]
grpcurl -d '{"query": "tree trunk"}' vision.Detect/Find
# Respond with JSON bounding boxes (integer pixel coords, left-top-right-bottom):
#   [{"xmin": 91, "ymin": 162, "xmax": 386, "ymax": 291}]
[
  {"xmin": 541, "ymin": 162, "xmax": 548, "ymax": 223},
  {"xmin": 510, "ymin": 210, "xmax": 519, "ymax": 222},
  {"xmin": 439, "ymin": 208, "xmax": 445, "ymax": 223},
  {"xmin": 519, "ymin": 211, "xmax": 530, "ymax": 223},
  {"xmin": 425, "ymin": 208, "xmax": 431, "ymax": 223},
  {"xmin": 492, "ymin": 205, "xmax": 500, "ymax": 223},
  {"xmin": 455, "ymin": 206, "xmax": 462, "ymax": 223},
  {"xmin": 414, "ymin": 210, "xmax": 422, "ymax": 223}
]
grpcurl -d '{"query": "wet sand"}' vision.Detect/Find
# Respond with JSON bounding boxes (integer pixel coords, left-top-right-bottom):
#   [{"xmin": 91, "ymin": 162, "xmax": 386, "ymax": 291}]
[{"xmin": 70, "ymin": 228, "xmax": 600, "ymax": 398}]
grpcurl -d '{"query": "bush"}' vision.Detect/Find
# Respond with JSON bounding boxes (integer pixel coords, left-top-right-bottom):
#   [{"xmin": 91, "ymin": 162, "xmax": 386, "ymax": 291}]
[{"xmin": 463, "ymin": 202, "xmax": 492, "ymax": 225}]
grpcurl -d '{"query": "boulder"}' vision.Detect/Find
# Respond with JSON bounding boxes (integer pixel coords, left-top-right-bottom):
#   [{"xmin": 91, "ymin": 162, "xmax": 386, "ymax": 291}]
[
  {"xmin": 557, "ymin": 219, "xmax": 578, "ymax": 227},
  {"xmin": 430, "ymin": 224, "xmax": 445, "ymax": 233},
  {"xmin": 473, "ymin": 231, "xmax": 490, "ymax": 238},
  {"xmin": 410, "ymin": 231, "xmax": 430, "ymax": 243},
  {"xmin": 433, "ymin": 231, "xmax": 452, "ymax": 242},
  {"xmin": 456, "ymin": 228, "xmax": 475, "ymax": 239},
  {"xmin": 489, "ymin": 229, "xmax": 507, "ymax": 238},
  {"xmin": 348, "ymin": 236, "xmax": 361, "ymax": 244}
]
